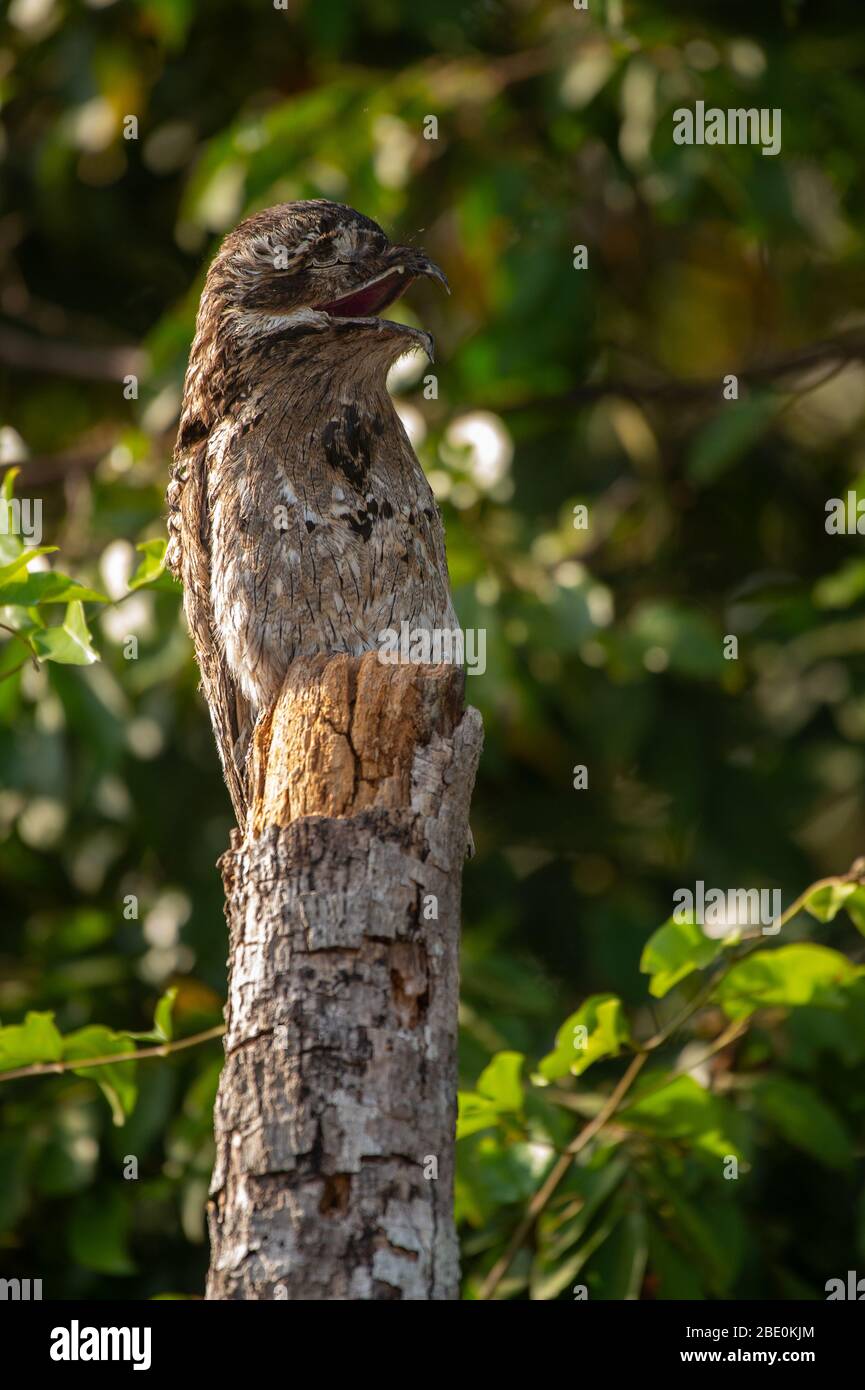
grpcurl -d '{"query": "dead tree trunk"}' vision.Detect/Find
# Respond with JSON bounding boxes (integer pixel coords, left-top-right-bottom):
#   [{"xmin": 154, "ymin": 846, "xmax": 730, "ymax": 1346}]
[{"xmin": 205, "ymin": 652, "xmax": 482, "ymax": 1300}]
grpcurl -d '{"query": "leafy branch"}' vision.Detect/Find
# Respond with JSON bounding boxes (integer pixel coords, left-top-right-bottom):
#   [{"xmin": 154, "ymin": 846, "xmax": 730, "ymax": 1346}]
[
  {"xmin": 471, "ymin": 861, "xmax": 865, "ymax": 1300},
  {"xmin": 0, "ymin": 471, "xmax": 177, "ymax": 684},
  {"xmin": 0, "ymin": 988, "xmax": 225, "ymax": 1125},
  {"xmin": 0, "ymin": 1024, "xmax": 225, "ymax": 1084}
]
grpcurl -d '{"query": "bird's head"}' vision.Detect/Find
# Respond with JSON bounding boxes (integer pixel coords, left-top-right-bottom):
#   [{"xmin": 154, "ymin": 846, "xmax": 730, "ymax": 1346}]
[{"xmin": 199, "ymin": 199, "xmax": 448, "ymax": 371}]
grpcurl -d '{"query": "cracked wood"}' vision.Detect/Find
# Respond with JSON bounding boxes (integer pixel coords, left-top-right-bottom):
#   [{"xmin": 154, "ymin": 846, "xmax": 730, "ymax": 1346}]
[{"xmin": 206, "ymin": 652, "xmax": 482, "ymax": 1300}]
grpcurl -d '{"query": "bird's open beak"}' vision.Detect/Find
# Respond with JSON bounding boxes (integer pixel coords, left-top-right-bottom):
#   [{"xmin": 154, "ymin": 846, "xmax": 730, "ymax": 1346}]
[
  {"xmin": 316, "ymin": 249, "xmax": 450, "ymax": 321},
  {"xmin": 398, "ymin": 249, "xmax": 451, "ymax": 295}
]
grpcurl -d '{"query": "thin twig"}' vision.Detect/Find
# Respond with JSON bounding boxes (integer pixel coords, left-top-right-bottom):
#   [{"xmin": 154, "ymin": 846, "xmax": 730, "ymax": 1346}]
[
  {"xmin": 477, "ymin": 1052, "xmax": 648, "ymax": 1299},
  {"xmin": 536, "ymin": 1017, "xmax": 748, "ymax": 1148},
  {"xmin": 0, "ymin": 1024, "xmax": 225, "ymax": 1083},
  {"xmin": 500, "ymin": 331, "xmax": 865, "ymax": 413}
]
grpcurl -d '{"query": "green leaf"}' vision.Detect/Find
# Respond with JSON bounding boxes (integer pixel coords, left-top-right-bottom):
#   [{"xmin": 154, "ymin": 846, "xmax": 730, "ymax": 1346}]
[
  {"xmin": 153, "ymin": 987, "xmax": 176, "ymax": 1041},
  {"xmin": 455, "ymin": 1132, "xmax": 549, "ymax": 1226},
  {"xmin": 1, "ymin": 466, "xmax": 20, "ymax": 501},
  {"xmin": 716, "ymin": 944, "xmax": 861, "ymax": 1021},
  {"xmin": 619, "ymin": 1074, "xmax": 745, "ymax": 1159},
  {"xmin": 640, "ymin": 916, "xmax": 736, "ymax": 998},
  {"xmin": 128, "ymin": 537, "xmax": 177, "ymax": 592},
  {"xmin": 531, "ymin": 1162, "xmax": 634, "ymax": 1301},
  {"xmin": 477, "ymin": 1050, "xmax": 524, "ymax": 1110},
  {"xmin": 531, "ymin": 1218, "xmax": 616, "ymax": 1301},
  {"xmin": 31, "ymin": 601, "xmax": 99, "ymax": 665},
  {"xmin": 784, "ymin": 978, "xmax": 865, "ymax": 1068},
  {"xmin": 128, "ymin": 987, "xmax": 177, "ymax": 1043},
  {"xmin": 0, "ymin": 546, "xmax": 58, "ymax": 587},
  {"xmin": 754, "ymin": 1076, "xmax": 853, "ymax": 1171},
  {"xmin": 844, "ymin": 888, "xmax": 865, "ymax": 936},
  {"xmin": 457, "ymin": 1051, "xmax": 525, "ymax": 1139},
  {"xmin": 62, "ymin": 1026, "xmax": 137, "ymax": 1127},
  {"xmin": 456, "ymin": 1093, "xmax": 503, "ymax": 1140},
  {"xmin": 0, "ymin": 1011, "xmax": 63, "ymax": 1070},
  {"xmin": 0, "ymin": 572, "xmax": 107, "ymax": 605},
  {"xmin": 0, "ymin": 472, "xmax": 24, "ymax": 566},
  {"xmin": 531, "ymin": 1155, "xmax": 630, "ymax": 1300},
  {"xmin": 531, "ymin": 1197, "xmax": 625, "ymax": 1301},
  {"xmin": 537, "ymin": 994, "xmax": 630, "ymax": 1080},
  {"xmin": 803, "ymin": 880, "xmax": 858, "ymax": 923}
]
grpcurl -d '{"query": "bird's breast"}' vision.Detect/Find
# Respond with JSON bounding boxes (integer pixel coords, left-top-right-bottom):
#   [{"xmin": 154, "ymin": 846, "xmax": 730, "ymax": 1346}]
[{"xmin": 205, "ymin": 400, "xmax": 458, "ymax": 710}]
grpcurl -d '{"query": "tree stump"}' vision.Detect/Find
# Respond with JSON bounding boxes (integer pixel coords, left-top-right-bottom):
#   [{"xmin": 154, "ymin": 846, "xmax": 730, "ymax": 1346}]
[{"xmin": 205, "ymin": 652, "xmax": 482, "ymax": 1300}]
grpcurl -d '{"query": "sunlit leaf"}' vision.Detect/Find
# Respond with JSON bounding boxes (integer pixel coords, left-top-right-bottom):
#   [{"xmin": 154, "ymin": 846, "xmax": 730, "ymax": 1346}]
[
  {"xmin": 128, "ymin": 537, "xmax": 177, "ymax": 592},
  {"xmin": 716, "ymin": 944, "xmax": 860, "ymax": 1021},
  {"xmin": 640, "ymin": 916, "xmax": 736, "ymax": 998},
  {"xmin": 537, "ymin": 994, "xmax": 630, "ymax": 1080},
  {"xmin": 128, "ymin": 987, "xmax": 178, "ymax": 1043},
  {"xmin": 0, "ymin": 1012, "xmax": 63, "ymax": 1071},
  {"xmin": 457, "ymin": 1051, "xmax": 525, "ymax": 1138},
  {"xmin": 0, "ymin": 572, "xmax": 106, "ymax": 605},
  {"xmin": 803, "ymin": 880, "xmax": 858, "ymax": 923},
  {"xmin": 476, "ymin": 1051, "xmax": 524, "ymax": 1110},
  {"xmin": 843, "ymin": 888, "xmax": 865, "ymax": 937},
  {"xmin": 62, "ymin": 1026, "xmax": 138, "ymax": 1126},
  {"xmin": 0, "ymin": 546, "xmax": 58, "ymax": 587},
  {"xmin": 31, "ymin": 601, "xmax": 99, "ymax": 665}
]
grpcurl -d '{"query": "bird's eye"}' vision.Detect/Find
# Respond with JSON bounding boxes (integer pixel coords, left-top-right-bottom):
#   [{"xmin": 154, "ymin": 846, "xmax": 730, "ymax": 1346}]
[{"xmin": 310, "ymin": 240, "xmax": 339, "ymax": 268}]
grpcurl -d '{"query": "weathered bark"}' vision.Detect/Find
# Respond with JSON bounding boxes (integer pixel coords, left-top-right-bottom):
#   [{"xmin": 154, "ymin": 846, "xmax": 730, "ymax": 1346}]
[{"xmin": 205, "ymin": 652, "xmax": 482, "ymax": 1300}]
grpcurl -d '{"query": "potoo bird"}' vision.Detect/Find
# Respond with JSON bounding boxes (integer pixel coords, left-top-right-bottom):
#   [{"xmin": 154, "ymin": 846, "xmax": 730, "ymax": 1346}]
[{"xmin": 166, "ymin": 200, "xmax": 459, "ymax": 823}]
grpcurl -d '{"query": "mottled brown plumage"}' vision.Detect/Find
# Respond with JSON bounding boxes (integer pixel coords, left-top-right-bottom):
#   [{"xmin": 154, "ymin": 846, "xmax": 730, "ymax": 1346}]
[{"xmin": 167, "ymin": 200, "xmax": 458, "ymax": 823}]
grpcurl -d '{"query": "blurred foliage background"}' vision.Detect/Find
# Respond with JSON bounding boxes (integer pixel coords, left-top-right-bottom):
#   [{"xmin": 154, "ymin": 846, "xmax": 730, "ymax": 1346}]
[{"xmin": 2, "ymin": 0, "xmax": 865, "ymax": 1300}]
